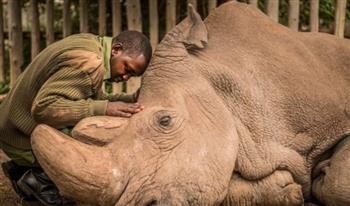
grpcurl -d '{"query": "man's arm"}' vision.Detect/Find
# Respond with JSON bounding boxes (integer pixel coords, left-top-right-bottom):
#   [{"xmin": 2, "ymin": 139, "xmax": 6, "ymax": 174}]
[{"xmin": 31, "ymin": 67, "xmax": 108, "ymax": 129}]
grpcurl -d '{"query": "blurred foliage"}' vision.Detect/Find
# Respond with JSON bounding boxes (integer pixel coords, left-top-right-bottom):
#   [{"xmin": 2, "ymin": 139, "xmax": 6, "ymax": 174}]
[
  {"xmin": 0, "ymin": 82, "xmax": 9, "ymax": 94},
  {"xmin": 256, "ymin": 0, "xmax": 350, "ymax": 32}
]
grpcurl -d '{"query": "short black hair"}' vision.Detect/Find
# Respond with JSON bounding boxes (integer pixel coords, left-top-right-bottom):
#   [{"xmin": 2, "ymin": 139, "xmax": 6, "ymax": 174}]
[{"xmin": 112, "ymin": 30, "xmax": 152, "ymax": 66}]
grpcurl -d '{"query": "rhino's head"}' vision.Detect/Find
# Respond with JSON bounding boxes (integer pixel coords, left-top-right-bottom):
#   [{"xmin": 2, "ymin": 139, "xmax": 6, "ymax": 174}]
[{"xmin": 32, "ymin": 5, "xmax": 239, "ymax": 206}]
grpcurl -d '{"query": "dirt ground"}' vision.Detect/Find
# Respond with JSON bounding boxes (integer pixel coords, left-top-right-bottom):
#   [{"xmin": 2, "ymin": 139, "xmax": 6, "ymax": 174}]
[{"xmin": 0, "ymin": 150, "xmax": 21, "ymax": 206}]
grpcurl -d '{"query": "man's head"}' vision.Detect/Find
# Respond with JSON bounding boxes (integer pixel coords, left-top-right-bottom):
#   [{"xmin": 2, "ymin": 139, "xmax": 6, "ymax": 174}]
[{"xmin": 109, "ymin": 31, "xmax": 152, "ymax": 83}]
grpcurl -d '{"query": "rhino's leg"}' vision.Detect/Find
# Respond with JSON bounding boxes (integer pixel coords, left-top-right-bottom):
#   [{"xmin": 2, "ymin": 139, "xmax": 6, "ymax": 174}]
[
  {"xmin": 222, "ymin": 170, "xmax": 304, "ymax": 206},
  {"xmin": 312, "ymin": 136, "xmax": 350, "ymax": 206}
]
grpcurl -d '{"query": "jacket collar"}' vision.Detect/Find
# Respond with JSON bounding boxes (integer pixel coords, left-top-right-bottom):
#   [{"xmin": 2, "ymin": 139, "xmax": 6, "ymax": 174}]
[{"xmin": 99, "ymin": 36, "xmax": 112, "ymax": 80}]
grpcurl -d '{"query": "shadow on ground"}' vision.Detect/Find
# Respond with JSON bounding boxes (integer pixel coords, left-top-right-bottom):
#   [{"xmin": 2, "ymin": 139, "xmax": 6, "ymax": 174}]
[
  {"xmin": 0, "ymin": 150, "xmax": 21, "ymax": 206},
  {"xmin": 0, "ymin": 150, "xmax": 91, "ymax": 206}
]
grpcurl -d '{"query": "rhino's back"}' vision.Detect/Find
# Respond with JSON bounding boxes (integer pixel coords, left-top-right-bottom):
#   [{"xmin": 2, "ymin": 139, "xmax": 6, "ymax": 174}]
[
  {"xmin": 203, "ymin": 2, "xmax": 350, "ymax": 162},
  {"xmin": 300, "ymin": 32, "xmax": 350, "ymax": 85}
]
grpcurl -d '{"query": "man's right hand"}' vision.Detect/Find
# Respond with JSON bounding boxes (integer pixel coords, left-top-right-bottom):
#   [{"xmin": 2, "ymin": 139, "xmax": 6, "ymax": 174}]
[{"xmin": 106, "ymin": 102, "xmax": 144, "ymax": 117}]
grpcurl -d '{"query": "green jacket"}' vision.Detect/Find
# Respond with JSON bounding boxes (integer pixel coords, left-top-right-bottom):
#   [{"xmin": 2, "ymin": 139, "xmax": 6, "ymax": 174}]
[{"xmin": 0, "ymin": 33, "xmax": 137, "ymax": 150}]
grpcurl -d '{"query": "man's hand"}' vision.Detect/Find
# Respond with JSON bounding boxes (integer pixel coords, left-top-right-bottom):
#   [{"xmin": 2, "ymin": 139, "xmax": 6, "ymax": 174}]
[{"xmin": 106, "ymin": 102, "xmax": 144, "ymax": 117}]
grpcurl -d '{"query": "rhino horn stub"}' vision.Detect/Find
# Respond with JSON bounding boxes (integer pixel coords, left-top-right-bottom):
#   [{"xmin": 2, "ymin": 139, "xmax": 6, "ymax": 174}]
[
  {"xmin": 31, "ymin": 124, "xmax": 123, "ymax": 205},
  {"xmin": 72, "ymin": 116, "xmax": 129, "ymax": 146},
  {"xmin": 183, "ymin": 4, "xmax": 208, "ymax": 49}
]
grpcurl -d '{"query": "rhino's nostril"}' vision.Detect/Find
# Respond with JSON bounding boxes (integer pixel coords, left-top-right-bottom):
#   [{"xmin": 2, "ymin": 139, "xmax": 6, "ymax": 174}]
[{"xmin": 145, "ymin": 200, "xmax": 158, "ymax": 206}]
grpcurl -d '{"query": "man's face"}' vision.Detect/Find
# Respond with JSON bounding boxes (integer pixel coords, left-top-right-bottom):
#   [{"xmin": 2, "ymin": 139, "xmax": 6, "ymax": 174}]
[{"xmin": 109, "ymin": 44, "xmax": 147, "ymax": 83}]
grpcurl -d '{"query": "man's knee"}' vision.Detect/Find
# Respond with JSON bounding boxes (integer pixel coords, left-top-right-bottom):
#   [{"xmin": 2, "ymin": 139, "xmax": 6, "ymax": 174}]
[{"xmin": 1, "ymin": 144, "xmax": 37, "ymax": 167}]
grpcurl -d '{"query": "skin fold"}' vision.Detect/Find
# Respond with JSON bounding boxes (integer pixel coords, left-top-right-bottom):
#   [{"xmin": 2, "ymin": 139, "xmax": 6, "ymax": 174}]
[{"xmin": 31, "ymin": 2, "xmax": 350, "ymax": 206}]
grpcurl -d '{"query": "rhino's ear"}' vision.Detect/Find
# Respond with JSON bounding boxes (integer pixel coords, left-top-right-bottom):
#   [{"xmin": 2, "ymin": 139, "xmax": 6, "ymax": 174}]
[{"xmin": 179, "ymin": 4, "xmax": 208, "ymax": 50}]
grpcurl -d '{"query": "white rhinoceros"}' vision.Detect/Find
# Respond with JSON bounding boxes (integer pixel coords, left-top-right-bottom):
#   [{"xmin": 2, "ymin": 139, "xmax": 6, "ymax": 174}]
[{"xmin": 31, "ymin": 2, "xmax": 350, "ymax": 206}]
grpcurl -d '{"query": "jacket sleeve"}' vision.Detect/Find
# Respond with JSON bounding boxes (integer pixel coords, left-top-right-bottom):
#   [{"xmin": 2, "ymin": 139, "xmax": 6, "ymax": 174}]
[{"xmin": 31, "ymin": 66, "xmax": 108, "ymax": 129}]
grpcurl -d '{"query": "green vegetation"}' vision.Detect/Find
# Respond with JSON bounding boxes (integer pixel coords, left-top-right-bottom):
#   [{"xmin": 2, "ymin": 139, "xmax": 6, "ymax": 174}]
[
  {"xmin": 256, "ymin": 0, "xmax": 350, "ymax": 31},
  {"xmin": 0, "ymin": 82, "xmax": 9, "ymax": 94}
]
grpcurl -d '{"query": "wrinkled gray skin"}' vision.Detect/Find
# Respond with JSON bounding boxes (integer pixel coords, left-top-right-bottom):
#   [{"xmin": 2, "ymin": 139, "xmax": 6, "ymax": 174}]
[{"xmin": 31, "ymin": 2, "xmax": 350, "ymax": 206}]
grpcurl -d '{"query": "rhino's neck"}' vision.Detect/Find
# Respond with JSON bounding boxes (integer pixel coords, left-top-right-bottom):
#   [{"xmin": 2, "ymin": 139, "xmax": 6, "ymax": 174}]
[{"xmin": 194, "ymin": 59, "xmax": 311, "ymax": 194}]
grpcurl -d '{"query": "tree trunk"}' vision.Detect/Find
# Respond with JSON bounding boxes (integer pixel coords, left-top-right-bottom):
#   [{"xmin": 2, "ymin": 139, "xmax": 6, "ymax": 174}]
[
  {"xmin": 149, "ymin": 0, "xmax": 158, "ymax": 50},
  {"xmin": 208, "ymin": 0, "xmax": 217, "ymax": 13},
  {"xmin": 99, "ymin": 0, "xmax": 106, "ymax": 36},
  {"xmin": 166, "ymin": 0, "xmax": 176, "ymax": 32},
  {"xmin": 0, "ymin": 2, "xmax": 4, "ymax": 83},
  {"xmin": 31, "ymin": 0, "xmax": 40, "ymax": 60},
  {"xmin": 112, "ymin": 0, "xmax": 122, "ymax": 94},
  {"xmin": 63, "ymin": 0, "xmax": 71, "ymax": 37},
  {"xmin": 112, "ymin": 0, "xmax": 121, "ymax": 36},
  {"xmin": 335, "ymin": 0, "xmax": 347, "ymax": 38},
  {"xmin": 8, "ymin": 0, "xmax": 23, "ymax": 88},
  {"xmin": 188, "ymin": 0, "xmax": 197, "ymax": 11},
  {"xmin": 79, "ymin": 0, "xmax": 88, "ymax": 33},
  {"xmin": 126, "ymin": 0, "xmax": 142, "ymax": 94},
  {"xmin": 265, "ymin": 0, "xmax": 279, "ymax": 22},
  {"xmin": 126, "ymin": 0, "xmax": 142, "ymax": 31},
  {"xmin": 249, "ymin": 0, "xmax": 258, "ymax": 7},
  {"xmin": 46, "ymin": 0, "xmax": 54, "ymax": 45},
  {"xmin": 288, "ymin": 0, "xmax": 299, "ymax": 31},
  {"xmin": 310, "ymin": 0, "xmax": 319, "ymax": 32}
]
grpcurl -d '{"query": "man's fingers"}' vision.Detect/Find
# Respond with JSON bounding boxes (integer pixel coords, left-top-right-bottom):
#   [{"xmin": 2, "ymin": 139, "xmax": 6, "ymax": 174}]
[
  {"xmin": 129, "ymin": 104, "xmax": 142, "ymax": 109},
  {"xmin": 120, "ymin": 103, "xmax": 143, "ymax": 111},
  {"xmin": 132, "ymin": 103, "xmax": 144, "ymax": 110},
  {"xmin": 120, "ymin": 106, "xmax": 141, "ymax": 114},
  {"xmin": 106, "ymin": 102, "xmax": 144, "ymax": 117}
]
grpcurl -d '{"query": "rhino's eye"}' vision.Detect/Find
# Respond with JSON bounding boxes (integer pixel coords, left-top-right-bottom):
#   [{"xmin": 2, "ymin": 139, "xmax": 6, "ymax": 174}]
[
  {"xmin": 151, "ymin": 110, "xmax": 183, "ymax": 134},
  {"xmin": 159, "ymin": 115, "xmax": 171, "ymax": 127}
]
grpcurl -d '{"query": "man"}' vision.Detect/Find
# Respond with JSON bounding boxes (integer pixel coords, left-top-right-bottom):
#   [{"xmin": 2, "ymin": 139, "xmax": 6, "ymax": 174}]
[{"xmin": 0, "ymin": 31, "xmax": 152, "ymax": 205}]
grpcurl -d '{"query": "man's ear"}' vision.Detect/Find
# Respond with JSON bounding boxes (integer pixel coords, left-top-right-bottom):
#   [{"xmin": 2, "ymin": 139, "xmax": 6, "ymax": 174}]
[{"xmin": 111, "ymin": 43, "xmax": 123, "ymax": 56}]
